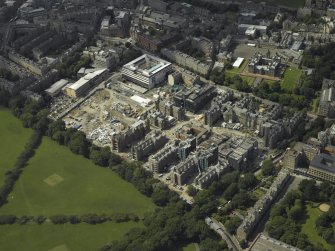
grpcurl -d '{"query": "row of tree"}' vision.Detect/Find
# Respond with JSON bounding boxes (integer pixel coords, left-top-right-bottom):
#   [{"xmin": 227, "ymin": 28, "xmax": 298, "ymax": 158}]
[
  {"xmin": 0, "ymin": 215, "xmax": 45, "ymax": 225},
  {"xmin": 49, "ymin": 213, "xmax": 139, "ymax": 225},
  {"xmin": 0, "ymin": 131, "xmax": 42, "ymax": 207}
]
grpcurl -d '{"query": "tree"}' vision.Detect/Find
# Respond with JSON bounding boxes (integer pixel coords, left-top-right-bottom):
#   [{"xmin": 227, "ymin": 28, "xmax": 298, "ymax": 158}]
[
  {"xmin": 187, "ymin": 185, "xmax": 198, "ymax": 196},
  {"xmin": 90, "ymin": 146, "xmax": 111, "ymax": 167},
  {"xmin": 238, "ymin": 173, "xmax": 258, "ymax": 190},
  {"xmin": 262, "ymin": 159, "xmax": 275, "ymax": 176},
  {"xmin": 0, "ymin": 215, "xmax": 16, "ymax": 224},
  {"xmin": 199, "ymin": 238, "xmax": 228, "ymax": 251},
  {"xmin": 224, "ymin": 216, "xmax": 242, "ymax": 234},
  {"xmin": 151, "ymin": 186, "xmax": 171, "ymax": 206},
  {"xmin": 299, "ymin": 179, "xmax": 318, "ymax": 201},
  {"xmin": 223, "ymin": 183, "xmax": 239, "ymax": 200}
]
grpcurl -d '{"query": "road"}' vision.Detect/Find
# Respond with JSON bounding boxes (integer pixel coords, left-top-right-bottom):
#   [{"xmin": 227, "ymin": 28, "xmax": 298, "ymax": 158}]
[{"xmin": 205, "ymin": 217, "xmax": 241, "ymax": 251}]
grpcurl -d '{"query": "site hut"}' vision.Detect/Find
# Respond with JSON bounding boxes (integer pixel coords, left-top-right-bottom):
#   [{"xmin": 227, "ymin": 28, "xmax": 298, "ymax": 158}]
[
  {"xmin": 232, "ymin": 57, "xmax": 244, "ymax": 69},
  {"xmin": 122, "ymin": 54, "xmax": 172, "ymax": 90}
]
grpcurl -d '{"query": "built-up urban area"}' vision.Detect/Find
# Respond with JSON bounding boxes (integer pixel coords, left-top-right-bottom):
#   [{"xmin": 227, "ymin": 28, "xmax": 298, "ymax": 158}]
[{"xmin": 1, "ymin": 0, "xmax": 335, "ymax": 250}]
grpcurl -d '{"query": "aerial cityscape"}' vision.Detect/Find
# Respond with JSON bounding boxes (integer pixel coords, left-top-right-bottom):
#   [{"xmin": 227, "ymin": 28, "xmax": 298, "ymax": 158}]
[{"xmin": 0, "ymin": 0, "xmax": 335, "ymax": 250}]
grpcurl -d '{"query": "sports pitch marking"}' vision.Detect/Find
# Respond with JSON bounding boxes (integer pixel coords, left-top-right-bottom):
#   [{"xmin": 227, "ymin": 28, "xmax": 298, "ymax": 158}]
[{"xmin": 44, "ymin": 174, "xmax": 64, "ymax": 187}]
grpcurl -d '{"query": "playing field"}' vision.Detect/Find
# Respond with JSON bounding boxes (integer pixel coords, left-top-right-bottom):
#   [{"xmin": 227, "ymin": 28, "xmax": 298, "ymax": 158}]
[
  {"xmin": 0, "ymin": 108, "xmax": 32, "ymax": 185},
  {"xmin": 281, "ymin": 67, "xmax": 302, "ymax": 92},
  {"xmin": 0, "ymin": 221, "xmax": 141, "ymax": 251},
  {"xmin": 301, "ymin": 205, "xmax": 331, "ymax": 250},
  {"xmin": 183, "ymin": 243, "xmax": 197, "ymax": 251},
  {"xmin": 0, "ymin": 137, "xmax": 155, "ymax": 216}
]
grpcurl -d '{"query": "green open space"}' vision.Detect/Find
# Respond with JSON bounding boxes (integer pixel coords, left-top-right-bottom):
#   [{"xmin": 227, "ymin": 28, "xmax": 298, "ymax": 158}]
[
  {"xmin": 281, "ymin": 67, "xmax": 303, "ymax": 92},
  {"xmin": 301, "ymin": 205, "xmax": 331, "ymax": 250},
  {"xmin": 225, "ymin": 72, "xmax": 255, "ymax": 85},
  {"xmin": 0, "ymin": 107, "xmax": 32, "ymax": 184},
  {"xmin": 183, "ymin": 243, "xmax": 197, "ymax": 251},
  {"xmin": 0, "ymin": 221, "xmax": 141, "ymax": 251},
  {"xmin": 0, "ymin": 137, "xmax": 155, "ymax": 216}
]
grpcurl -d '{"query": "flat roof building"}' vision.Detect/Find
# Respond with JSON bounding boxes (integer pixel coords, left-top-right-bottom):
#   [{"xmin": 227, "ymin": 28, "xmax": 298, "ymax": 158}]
[
  {"xmin": 122, "ymin": 54, "xmax": 172, "ymax": 89},
  {"xmin": 308, "ymin": 153, "xmax": 335, "ymax": 183},
  {"xmin": 64, "ymin": 69, "xmax": 108, "ymax": 98},
  {"xmin": 233, "ymin": 57, "xmax": 244, "ymax": 68},
  {"xmin": 45, "ymin": 79, "xmax": 68, "ymax": 96},
  {"xmin": 250, "ymin": 233, "xmax": 302, "ymax": 251}
]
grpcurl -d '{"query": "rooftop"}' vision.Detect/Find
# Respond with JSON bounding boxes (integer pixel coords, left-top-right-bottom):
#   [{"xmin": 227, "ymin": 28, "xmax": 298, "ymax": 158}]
[
  {"xmin": 123, "ymin": 54, "xmax": 171, "ymax": 77},
  {"xmin": 310, "ymin": 153, "xmax": 335, "ymax": 173}
]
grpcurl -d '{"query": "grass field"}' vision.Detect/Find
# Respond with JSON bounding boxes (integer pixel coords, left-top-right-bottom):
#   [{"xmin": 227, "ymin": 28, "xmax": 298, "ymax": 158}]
[
  {"xmin": 225, "ymin": 72, "xmax": 255, "ymax": 85},
  {"xmin": 281, "ymin": 67, "xmax": 303, "ymax": 92},
  {"xmin": 0, "ymin": 222, "xmax": 141, "ymax": 251},
  {"xmin": 183, "ymin": 243, "xmax": 197, "ymax": 251},
  {"xmin": 0, "ymin": 137, "xmax": 155, "ymax": 216},
  {"xmin": 0, "ymin": 108, "xmax": 32, "ymax": 185},
  {"xmin": 301, "ymin": 205, "xmax": 331, "ymax": 250}
]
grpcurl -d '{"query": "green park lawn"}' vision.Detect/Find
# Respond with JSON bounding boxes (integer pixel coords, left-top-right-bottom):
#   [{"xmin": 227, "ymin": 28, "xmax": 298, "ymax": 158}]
[
  {"xmin": 281, "ymin": 67, "xmax": 303, "ymax": 92},
  {"xmin": 301, "ymin": 205, "xmax": 331, "ymax": 250},
  {"xmin": 183, "ymin": 243, "xmax": 197, "ymax": 251},
  {"xmin": 0, "ymin": 107, "xmax": 32, "ymax": 184},
  {"xmin": 0, "ymin": 137, "xmax": 155, "ymax": 216},
  {"xmin": 225, "ymin": 72, "xmax": 255, "ymax": 85},
  {"xmin": 0, "ymin": 221, "xmax": 141, "ymax": 251}
]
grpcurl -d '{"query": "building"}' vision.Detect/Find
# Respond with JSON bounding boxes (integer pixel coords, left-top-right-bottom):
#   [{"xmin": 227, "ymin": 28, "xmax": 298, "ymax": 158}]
[
  {"xmin": 148, "ymin": 141, "xmax": 179, "ymax": 173},
  {"xmin": 64, "ymin": 69, "xmax": 108, "ymax": 98},
  {"xmin": 45, "ymin": 79, "xmax": 68, "ymax": 96},
  {"xmin": 238, "ymin": 24, "xmax": 268, "ymax": 37},
  {"xmin": 248, "ymin": 53, "xmax": 284, "ymax": 77},
  {"xmin": 131, "ymin": 130, "xmax": 168, "ymax": 161},
  {"xmin": 122, "ymin": 54, "xmax": 172, "ymax": 89},
  {"xmin": 171, "ymin": 155, "xmax": 198, "ymax": 186},
  {"xmin": 237, "ymin": 171, "xmax": 290, "ymax": 240},
  {"xmin": 302, "ymin": 144, "xmax": 320, "ymax": 162},
  {"xmin": 283, "ymin": 148, "xmax": 301, "ymax": 171},
  {"xmin": 171, "ymin": 145, "xmax": 219, "ymax": 186},
  {"xmin": 178, "ymin": 136, "xmax": 197, "ymax": 161},
  {"xmin": 112, "ymin": 120, "xmax": 150, "ymax": 152},
  {"xmin": 173, "ymin": 84, "xmax": 215, "ymax": 113},
  {"xmin": 308, "ymin": 153, "xmax": 335, "ymax": 183},
  {"xmin": 318, "ymin": 78, "xmax": 335, "ymax": 118},
  {"xmin": 250, "ymin": 233, "xmax": 302, "ymax": 251}
]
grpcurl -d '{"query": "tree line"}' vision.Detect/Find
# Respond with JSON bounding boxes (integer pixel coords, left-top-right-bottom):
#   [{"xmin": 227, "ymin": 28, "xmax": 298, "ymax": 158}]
[
  {"xmin": 0, "ymin": 212, "xmax": 139, "ymax": 225},
  {"xmin": 0, "ymin": 131, "xmax": 42, "ymax": 207}
]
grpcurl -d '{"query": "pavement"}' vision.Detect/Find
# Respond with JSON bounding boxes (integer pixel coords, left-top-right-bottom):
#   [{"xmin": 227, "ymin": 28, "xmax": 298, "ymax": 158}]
[{"xmin": 205, "ymin": 217, "xmax": 242, "ymax": 251}]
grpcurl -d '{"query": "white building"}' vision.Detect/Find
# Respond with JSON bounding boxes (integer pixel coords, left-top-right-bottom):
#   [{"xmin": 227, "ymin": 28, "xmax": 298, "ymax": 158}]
[
  {"xmin": 64, "ymin": 68, "xmax": 108, "ymax": 98},
  {"xmin": 122, "ymin": 54, "xmax": 172, "ymax": 89}
]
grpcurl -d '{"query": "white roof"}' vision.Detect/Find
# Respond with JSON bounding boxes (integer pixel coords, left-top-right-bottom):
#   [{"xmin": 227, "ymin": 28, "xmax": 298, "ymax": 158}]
[
  {"xmin": 233, "ymin": 57, "xmax": 244, "ymax": 68},
  {"xmin": 46, "ymin": 79, "xmax": 69, "ymax": 94},
  {"xmin": 68, "ymin": 69, "xmax": 107, "ymax": 91},
  {"xmin": 123, "ymin": 54, "xmax": 171, "ymax": 77},
  {"xmin": 131, "ymin": 95, "xmax": 152, "ymax": 106}
]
